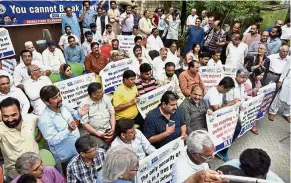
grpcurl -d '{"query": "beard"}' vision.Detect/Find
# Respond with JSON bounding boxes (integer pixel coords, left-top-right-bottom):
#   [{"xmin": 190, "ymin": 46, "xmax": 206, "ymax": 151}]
[
  {"xmin": 3, "ymin": 115, "xmax": 22, "ymax": 128},
  {"xmin": 166, "ymin": 72, "xmax": 174, "ymax": 78}
]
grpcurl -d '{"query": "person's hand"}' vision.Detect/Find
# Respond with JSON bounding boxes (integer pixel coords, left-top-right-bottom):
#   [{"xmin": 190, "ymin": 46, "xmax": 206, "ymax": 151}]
[
  {"xmin": 165, "ymin": 124, "xmax": 175, "ymax": 136},
  {"xmin": 181, "ymin": 133, "xmax": 188, "ymax": 141},
  {"xmin": 130, "ymin": 98, "xmax": 138, "ymax": 105},
  {"xmin": 194, "ymin": 170, "xmax": 229, "ymax": 183},
  {"xmin": 253, "ymin": 88, "xmax": 259, "ymax": 95},
  {"xmin": 96, "ymin": 131, "xmax": 106, "ymax": 138},
  {"xmin": 207, "ymin": 109, "xmax": 213, "ymax": 115},
  {"xmin": 177, "ymin": 48, "xmax": 181, "ymax": 57},
  {"xmin": 67, "ymin": 119, "xmax": 77, "ymax": 132},
  {"xmin": 44, "ymin": 70, "xmax": 52, "ymax": 76},
  {"xmin": 107, "ymin": 128, "xmax": 115, "ymax": 136},
  {"xmin": 126, "ymin": 14, "xmax": 130, "ymax": 19},
  {"xmin": 78, "ymin": 104, "xmax": 90, "ymax": 116},
  {"xmin": 277, "ymin": 81, "xmax": 283, "ymax": 89}
]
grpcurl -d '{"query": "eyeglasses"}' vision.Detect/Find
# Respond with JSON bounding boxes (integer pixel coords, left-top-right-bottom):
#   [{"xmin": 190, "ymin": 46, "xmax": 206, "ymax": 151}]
[{"xmin": 85, "ymin": 147, "xmax": 98, "ymax": 154}]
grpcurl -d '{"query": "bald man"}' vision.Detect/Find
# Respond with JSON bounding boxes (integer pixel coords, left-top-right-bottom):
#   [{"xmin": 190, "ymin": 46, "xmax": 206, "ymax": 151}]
[{"xmin": 186, "ymin": 9, "xmax": 198, "ymax": 26}]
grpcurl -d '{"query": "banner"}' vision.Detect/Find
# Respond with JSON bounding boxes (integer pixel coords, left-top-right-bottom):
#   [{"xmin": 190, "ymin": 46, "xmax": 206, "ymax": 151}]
[
  {"xmin": 206, "ymin": 104, "xmax": 240, "ymax": 152},
  {"xmin": 256, "ymin": 83, "xmax": 276, "ymax": 119},
  {"xmin": 238, "ymin": 94, "xmax": 264, "ymax": 137},
  {"xmin": 137, "ymin": 84, "xmax": 172, "ymax": 119},
  {"xmin": 0, "ymin": 1, "xmax": 109, "ymax": 26},
  {"xmin": 117, "ymin": 35, "xmax": 135, "ymax": 54},
  {"xmin": 199, "ymin": 66, "xmax": 224, "ymax": 93},
  {"xmin": 0, "ymin": 28, "xmax": 15, "ymax": 59},
  {"xmin": 223, "ymin": 65, "xmax": 237, "ymax": 79},
  {"xmin": 136, "ymin": 138, "xmax": 184, "ymax": 183},
  {"xmin": 54, "ymin": 73, "xmax": 95, "ymax": 109},
  {"xmin": 99, "ymin": 58, "xmax": 135, "ymax": 94},
  {"xmin": 1, "ymin": 58, "xmax": 17, "ymax": 75}
]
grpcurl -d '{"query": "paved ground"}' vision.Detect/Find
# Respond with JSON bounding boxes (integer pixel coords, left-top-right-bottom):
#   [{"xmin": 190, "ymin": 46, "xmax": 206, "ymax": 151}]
[{"xmin": 209, "ymin": 114, "xmax": 290, "ymax": 183}]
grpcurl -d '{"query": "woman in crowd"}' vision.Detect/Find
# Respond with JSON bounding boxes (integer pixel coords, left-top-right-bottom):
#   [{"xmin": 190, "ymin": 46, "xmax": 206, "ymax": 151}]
[
  {"xmin": 59, "ymin": 64, "xmax": 77, "ymax": 81},
  {"xmin": 103, "ymin": 146, "xmax": 139, "ymax": 183},
  {"xmin": 245, "ymin": 67, "xmax": 265, "ymax": 134},
  {"xmin": 183, "ymin": 43, "xmax": 201, "ymax": 70}
]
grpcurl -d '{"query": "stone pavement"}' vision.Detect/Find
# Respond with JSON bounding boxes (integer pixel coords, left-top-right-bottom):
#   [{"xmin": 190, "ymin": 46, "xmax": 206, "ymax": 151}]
[{"xmin": 209, "ymin": 115, "xmax": 290, "ymax": 183}]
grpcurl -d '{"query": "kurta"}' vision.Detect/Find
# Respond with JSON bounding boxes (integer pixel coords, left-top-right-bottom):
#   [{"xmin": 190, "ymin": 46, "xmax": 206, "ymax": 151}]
[
  {"xmin": 108, "ymin": 9, "xmax": 121, "ymax": 35},
  {"xmin": 184, "ymin": 26, "xmax": 205, "ymax": 55}
]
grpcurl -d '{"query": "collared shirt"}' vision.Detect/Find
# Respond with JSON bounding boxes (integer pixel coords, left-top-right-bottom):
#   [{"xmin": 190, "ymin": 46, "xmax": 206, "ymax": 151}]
[
  {"xmin": 136, "ymin": 77, "xmax": 159, "ymax": 96},
  {"xmin": 207, "ymin": 58, "xmax": 223, "ymax": 66},
  {"xmin": 225, "ymin": 42, "xmax": 248, "ymax": 69},
  {"xmin": 120, "ymin": 13, "xmax": 134, "ymax": 32},
  {"xmin": 38, "ymin": 105, "xmax": 80, "ymax": 160},
  {"xmin": 19, "ymin": 50, "xmax": 43, "ymax": 65},
  {"xmin": 13, "ymin": 61, "xmax": 44, "ymax": 87},
  {"xmin": 80, "ymin": 95, "xmax": 114, "ymax": 132},
  {"xmin": 58, "ymin": 33, "xmax": 80, "ymax": 49},
  {"xmin": 267, "ymin": 37, "xmax": 282, "ymax": 55},
  {"xmin": 167, "ymin": 49, "xmax": 181, "ymax": 70},
  {"xmin": 67, "ymin": 150, "xmax": 105, "ymax": 183},
  {"xmin": 152, "ymin": 56, "xmax": 173, "ymax": 78},
  {"xmin": 81, "ymin": 40, "xmax": 93, "ymax": 55},
  {"xmin": 84, "ymin": 52, "xmax": 108, "ymax": 74},
  {"xmin": 179, "ymin": 70, "xmax": 205, "ymax": 97},
  {"xmin": 139, "ymin": 17, "xmax": 152, "ymax": 37},
  {"xmin": 226, "ymin": 79, "xmax": 247, "ymax": 102},
  {"xmin": 64, "ymin": 45, "xmax": 85, "ymax": 64},
  {"xmin": 92, "ymin": 31, "xmax": 103, "ymax": 43},
  {"xmin": 166, "ymin": 19, "xmax": 181, "ymax": 40},
  {"xmin": 158, "ymin": 15, "xmax": 167, "ymax": 31},
  {"xmin": 0, "ymin": 87, "xmax": 30, "ymax": 114},
  {"xmin": 24, "ymin": 76, "xmax": 52, "ymax": 116},
  {"xmin": 12, "ymin": 166, "xmax": 65, "ymax": 183},
  {"xmin": 42, "ymin": 48, "xmax": 66, "ymax": 73},
  {"xmin": 133, "ymin": 13, "xmax": 141, "ymax": 26},
  {"xmin": 281, "ymin": 24, "xmax": 291, "ymax": 40},
  {"xmin": 207, "ymin": 29, "xmax": 226, "ymax": 51},
  {"xmin": 242, "ymin": 33, "xmax": 261, "ymax": 47},
  {"xmin": 204, "ymin": 86, "xmax": 225, "ymax": 109},
  {"xmin": 0, "ymin": 114, "xmax": 39, "ymax": 178},
  {"xmin": 248, "ymin": 41, "xmax": 268, "ymax": 56},
  {"xmin": 62, "ymin": 14, "xmax": 81, "ymax": 38},
  {"xmin": 186, "ymin": 14, "xmax": 198, "ymax": 26},
  {"xmin": 96, "ymin": 15, "xmax": 108, "ymax": 35},
  {"xmin": 179, "ymin": 98, "xmax": 208, "ymax": 134},
  {"xmin": 146, "ymin": 34, "xmax": 164, "ymax": 52},
  {"xmin": 172, "ymin": 148, "xmax": 209, "ymax": 183},
  {"xmin": 102, "ymin": 31, "xmax": 116, "ymax": 44},
  {"xmin": 80, "ymin": 9, "xmax": 98, "ymax": 28},
  {"xmin": 111, "ymin": 129, "xmax": 156, "ymax": 160},
  {"xmin": 112, "ymin": 84, "xmax": 139, "ymax": 120},
  {"xmin": 268, "ymin": 53, "xmax": 290, "ymax": 74},
  {"xmin": 130, "ymin": 55, "xmax": 152, "ymax": 76},
  {"xmin": 143, "ymin": 107, "xmax": 186, "ymax": 148}
]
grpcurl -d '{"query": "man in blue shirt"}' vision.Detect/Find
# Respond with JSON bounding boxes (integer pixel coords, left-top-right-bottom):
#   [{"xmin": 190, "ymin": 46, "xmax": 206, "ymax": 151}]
[
  {"xmin": 267, "ymin": 26, "xmax": 282, "ymax": 55},
  {"xmin": 62, "ymin": 6, "xmax": 81, "ymax": 40},
  {"xmin": 38, "ymin": 85, "xmax": 88, "ymax": 175},
  {"xmin": 64, "ymin": 36, "xmax": 85, "ymax": 65},
  {"xmin": 79, "ymin": 1, "xmax": 97, "ymax": 35},
  {"xmin": 143, "ymin": 91, "xmax": 187, "ymax": 148}
]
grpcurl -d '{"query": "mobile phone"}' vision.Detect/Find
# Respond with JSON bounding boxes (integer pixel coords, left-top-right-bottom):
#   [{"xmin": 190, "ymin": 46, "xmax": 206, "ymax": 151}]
[{"xmin": 168, "ymin": 120, "xmax": 175, "ymax": 127}]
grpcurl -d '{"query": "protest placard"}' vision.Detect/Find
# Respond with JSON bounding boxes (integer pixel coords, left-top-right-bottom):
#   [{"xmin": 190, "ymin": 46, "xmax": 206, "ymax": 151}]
[
  {"xmin": 238, "ymin": 94, "xmax": 264, "ymax": 137},
  {"xmin": 54, "ymin": 73, "xmax": 95, "ymax": 109},
  {"xmin": 223, "ymin": 65, "xmax": 237, "ymax": 78},
  {"xmin": 206, "ymin": 104, "xmax": 240, "ymax": 152},
  {"xmin": 137, "ymin": 84, "xmax": 172, "ymax": 119},
  {"xmin": 256, "ymin": 83, "xmax": 276, "ymax": 119},
  {"xmin": 199, "ymin": 66, "xmax": 224, "ymax": 93},
  {"xmin": 0, "ymin": 28, "xmax": 15, "ymax": 59},
  {"xmin": 99, "ymin": 58, "xmax": 135, "ymax": 94},
  {"xmin": 136, "ymin": 138, "xmax": 184, "ymax": 183},
  {"xmin": 117, "ymin": 35, "xmax": 135, "ymax": 54},
  {"xmin": 1, "ymin": 58, "xmax": 17, "ymax": 75}
]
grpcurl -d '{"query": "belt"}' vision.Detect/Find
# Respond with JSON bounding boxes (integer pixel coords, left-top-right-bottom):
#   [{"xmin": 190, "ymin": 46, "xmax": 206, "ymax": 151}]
[
  {"xmin": 82, "ymin": 26, "xmax": 90, "ymax": 28},
  {"xmin": 269, "ymin": 70, "xmax": 281, "ymax": 76}
]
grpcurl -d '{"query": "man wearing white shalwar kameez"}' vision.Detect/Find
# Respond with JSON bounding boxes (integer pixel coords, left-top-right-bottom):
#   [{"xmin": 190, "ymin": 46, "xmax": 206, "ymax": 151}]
[{"xmin": 269, "ymin": 58, "xmax": 290, "ymax": 123}]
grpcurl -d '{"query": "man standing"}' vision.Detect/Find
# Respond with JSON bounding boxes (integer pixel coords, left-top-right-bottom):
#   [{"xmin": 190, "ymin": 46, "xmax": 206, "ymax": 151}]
[
  {"xmin": 208, "ymin": 49, "xmax": 222, "ymax": 66},
  {"xmin": 139, "ymin": 10, "xmax": 152, "ymax": 39},
  {"xmin": 200, "ymin": 10, "xmax": 208, "ymax": 28},
  {"xmin": 242, "ymin": 24, "xmax": 261, "ymax": 47},
  {"xmin": 136, "ymin": 63, "xmax": 159, "ymax": 96},
  {"xmin": 143, "ymin": 91, "xmax": 187, "ymax": 148},
  {"xmin": 156, "ymin": 8, "xmax": 167, "ymax": 37},
  {"xmin": 132, "ymin": 5, "xmax": 141, "ymax": 26},
  {"xmin": 67, "ymin": 135, "xmax": 105, "ymax": 183},
  {"xmin": 108, "ymin": 1, "xmax": 121, "ymax": 35},
  {"xmin": 267, "ymin": 26, "xmax": 282, "ymax": 55},
  {"xmin": 59, "ymin": 26, "xmax": 80, "ymax": 51},
  {"xmin": 164, "ymin": 12, "xmax": 181, "ymax": 47},
  {"xmin": 62, "ymin": 6, "xmax": 81, "ymax": 40},
  {"xmin": 0, "ymin": 75, "xmax": 30, "ymax": 114},
  {"xmin": 81, "ymin": 31, "xmax": 94, "ymax": 55},
  {"xmin": 20, "ymin": 41, "xmax": 43, "ymax": 65},
  {"xmin": 248, "ymin": 31, "xmax": 269, "ymax": 56},
  {"xmin": 266, "ymin": 19, "xmax": 283, "ymax": 32},
  {"xmin": 225, "ymin": 34, "xmax": 248, "ymax": 69},
  {"xmin": 179, "ymin": 61, "xmax": 204, "ymax": 97},
  {"xmin": 85, "ymin": 42, "xmax": 108, "ymax": 74},
  {"xmin": 205, "ymin": 20, "xmax": 226, "ymax": 52},
  {"xmin": 120, "ymin": 6, "xmax": 134, "ymax": 35},
  {"xmin": 280, "ymin": 18, "xmax": 291, "ymax": 43},
  {"xmin": 146, "ymin": 28, "xmax": 164, "ymax": 52},
  {"xmin": 186, "ymin": 9, "xmax": 198, "ymax": 27},
  {"xmin": 79, "ymin": 1, "xmax": 97, "ymax": 34},
  {"xmin": 42, "ymin": 41, "xmax": 66, "ymax": 73},
  {"xmin": 0, "ymin": 97, "xmax": 39, "ymax": 179},
  {"xmin": 172, "ymin": 130, "xmax": 214, "ymax": 183},
  {"xmin": 95, "ymin": 7, "xmax": 108, "ymax": 37},
  {"xmin": 24, "ymin": 65, "xmax": 52, "ymax": 116},
  {"xmin": 112, "ymin": 70, "xmax": 139, "ymax": 121},
  {"xmin": 79, "ymin": 82, "xmax": 115, "ymax": 148},
  {"xmin": 64, "ymin": 36, "xmax": 85, "ymax": 65},
  {"xmin": 203, "ymin": 16, "xmax": 214, "ymax": 34},
  {"xmin": 264, "ymin": 45, "xmax": 290, "ymax": 85},
  {"xmin": 179, "ymin": 85, "xmax": 209, "ymax": 134},
  {"xmin": 184, "ymin": 17, "xmax": 205, "ymax": 55}
]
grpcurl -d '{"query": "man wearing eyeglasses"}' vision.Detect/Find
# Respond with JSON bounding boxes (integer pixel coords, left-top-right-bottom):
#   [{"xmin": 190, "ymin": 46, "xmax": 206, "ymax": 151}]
[
  {"xmin": 172, "ymin": 130, "xmax": 215, "ymax": 183},
  {"xmin": 67, "ymin": 135, "xmax": 105, "ymax": 183}
]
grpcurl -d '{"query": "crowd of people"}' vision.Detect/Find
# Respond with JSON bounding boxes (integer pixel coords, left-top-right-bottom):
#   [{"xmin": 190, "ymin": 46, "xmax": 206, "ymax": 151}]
[{"xmin": 0, "ymin": 1, "xmax": 290, "ymax": 183}]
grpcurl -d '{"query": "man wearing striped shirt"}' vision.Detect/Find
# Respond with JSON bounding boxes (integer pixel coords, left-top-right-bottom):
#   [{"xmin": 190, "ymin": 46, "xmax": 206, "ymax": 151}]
[{"xmin": 136, "ymin": 63, "xmax": 159, "ymax": 96}]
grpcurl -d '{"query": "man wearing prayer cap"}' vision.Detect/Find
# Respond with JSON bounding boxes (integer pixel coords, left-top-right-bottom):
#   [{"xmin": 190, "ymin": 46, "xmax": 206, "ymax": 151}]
[{"xmin": 20, "ymin": 41, "xmax": 44, "ymax": 65}]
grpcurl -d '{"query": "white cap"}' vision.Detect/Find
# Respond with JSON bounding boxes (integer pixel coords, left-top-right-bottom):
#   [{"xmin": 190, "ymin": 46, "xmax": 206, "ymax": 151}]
[{"xmin": 24, "ymin": 41, "xmax": 33, "ymax": 47}]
